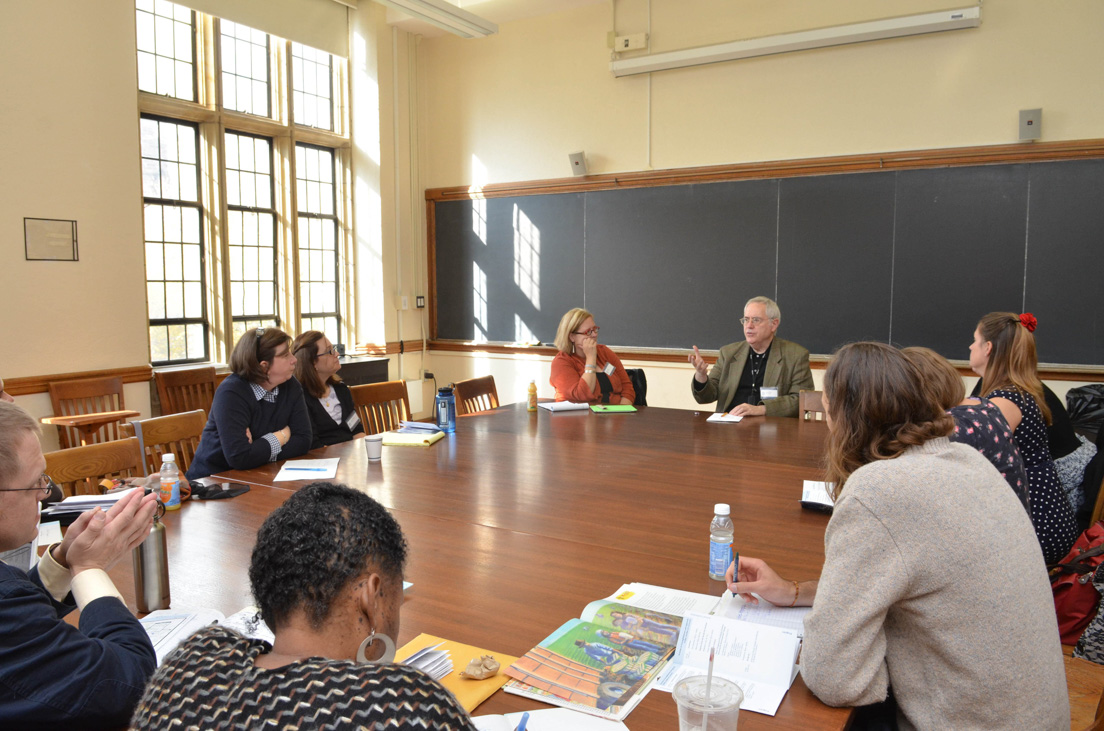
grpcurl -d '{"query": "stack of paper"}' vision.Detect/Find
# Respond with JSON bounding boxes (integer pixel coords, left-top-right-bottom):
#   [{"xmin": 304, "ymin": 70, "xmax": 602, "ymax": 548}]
[
  {"xmin": 396, "ymin": 633, "xmax": 519, "ymax": 712},
  {"xmin": 537, "ymin": 401, "xmax": 589, "ymax": 412},
  {"xmin": 398, "ymin": 421, "xmax": 442, "ymax": 434},
  {"xmin": 42, "ymin": 487, "xmax": 140, "ymax": 518},
  {"xmin": 383, "ymin": 430, "xmax": 445, "ymax": 447},
  {"xmin": 403, "ymin": 641, "xmax": 453, "ymax": 681},
  {"xmin": 706, "ymin": 412, "xmax": 744, "ymax": 423},
  {"xmin": 473, "ymin": 709, "xmax": 629, "ymax": 731},
  {"xmin": 141, "ymin": 606, "xmax": 274, "ymax": 665},
  {"xmin": 273, "ymin": 458, "xmax": 340, "ymax": 482}
]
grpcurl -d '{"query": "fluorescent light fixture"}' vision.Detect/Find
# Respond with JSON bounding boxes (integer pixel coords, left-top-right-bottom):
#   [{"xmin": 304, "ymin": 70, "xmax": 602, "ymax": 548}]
[
  {"xmin": 610, "ymin": 7, "xmax": 981, "ymax": 77},
  {"xmin": 374, "ymin": 0, "xmax": 498, "ymax": 38}
]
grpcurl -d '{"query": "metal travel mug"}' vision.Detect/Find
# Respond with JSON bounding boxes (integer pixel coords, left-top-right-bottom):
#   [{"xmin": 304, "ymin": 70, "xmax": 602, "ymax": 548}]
[{"xmin": 132, "ymin": 507, "xmax": 171, "ymax": 613}]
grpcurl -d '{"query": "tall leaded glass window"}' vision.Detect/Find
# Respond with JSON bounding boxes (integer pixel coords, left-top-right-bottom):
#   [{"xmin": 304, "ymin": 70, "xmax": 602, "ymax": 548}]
[
  {"xmin": 225, "ymin": 131, "xmax": 278, "ymax": 343},
  {"xmin": 135, "ymin": 0, "xmax": 196, "ymax": 101},
  {"xmin": 291, "ymin": 42, "xmax": 334, "ymax": 131},
  {"xmin": 141, "ymin": 116, "xmax": 207, "ymax": 363},
  {"xmin": 220, "ymin": 20, "xmax": 270, "ymax": 117},
  {"xmin": 296, "ymin": 144, "xmax": 341, "ymax": 336}
]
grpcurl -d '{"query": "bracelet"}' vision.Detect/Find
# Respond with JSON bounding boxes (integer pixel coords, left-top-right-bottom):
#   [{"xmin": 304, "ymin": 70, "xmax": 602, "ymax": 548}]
[
  {"xmin": 788, "ymin": 580, "xmax": 799, "ymax": 607},
  {"xmin": 584, "ymin": 365, "xmax": 596, "ymax": 372}
]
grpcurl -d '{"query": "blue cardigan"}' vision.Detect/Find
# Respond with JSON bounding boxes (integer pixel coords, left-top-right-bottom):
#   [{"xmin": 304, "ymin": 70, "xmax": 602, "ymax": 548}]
[
  {"xmin": 186, "ymin": 373, "xmax": 313, "ymax": 480},
  {"xmin": 0, "ymin": 562, "xmax": 156, "ymax": 729}
]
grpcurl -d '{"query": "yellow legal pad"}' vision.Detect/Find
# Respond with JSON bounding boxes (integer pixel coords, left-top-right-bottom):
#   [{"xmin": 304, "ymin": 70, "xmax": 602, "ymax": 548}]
[
  {"xmin": 396, "ymin": 633, "xmax": 518, "ymax": 712},
  {"xmin": 382, "ymin": 430, "xmax": 446, "ymax": 447}
]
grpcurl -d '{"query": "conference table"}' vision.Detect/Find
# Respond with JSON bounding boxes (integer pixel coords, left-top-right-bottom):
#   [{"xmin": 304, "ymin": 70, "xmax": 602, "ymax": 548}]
[{"xmin": 108, "ymin": 403, "xmax": 847, "ymax": 730}]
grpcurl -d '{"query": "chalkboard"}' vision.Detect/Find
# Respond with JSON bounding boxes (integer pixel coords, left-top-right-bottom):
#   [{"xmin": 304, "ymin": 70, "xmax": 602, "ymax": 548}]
[{"xmin": 433, "ymin": 158, "xmax": 1104, "ymax": 366}]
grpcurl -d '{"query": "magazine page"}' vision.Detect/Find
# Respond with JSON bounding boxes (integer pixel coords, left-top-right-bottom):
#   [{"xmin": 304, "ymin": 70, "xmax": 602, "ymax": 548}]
[
  {"xmin": 601, "ymin": 583, "xmax": 723, "ymax": 618},
  {"xmin": 653, "ymin": 612, "xmax": 801, "ymax": 716},
  {"xmin": 579, "ymin": 600, "xmax": 684, "ymax": 645},
  {"xmin": 503, "ymin": 617, "xmax": 673, "ymax": 721}
]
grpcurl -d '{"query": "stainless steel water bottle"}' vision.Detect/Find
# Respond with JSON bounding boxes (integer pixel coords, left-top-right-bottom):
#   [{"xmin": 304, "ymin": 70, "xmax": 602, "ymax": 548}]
[{"xmin": 133, "ymin": 507, "xmax": 170, "ymax": 613}]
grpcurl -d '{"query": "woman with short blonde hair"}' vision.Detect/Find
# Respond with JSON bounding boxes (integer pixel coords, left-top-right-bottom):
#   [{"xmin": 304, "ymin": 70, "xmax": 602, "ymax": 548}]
[{"xmin": 549, "ymin": 308, "xmax": 635, "ymax": 405}]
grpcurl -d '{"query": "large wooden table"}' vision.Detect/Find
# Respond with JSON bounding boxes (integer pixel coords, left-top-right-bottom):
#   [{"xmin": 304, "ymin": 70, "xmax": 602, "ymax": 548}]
[{"xmin": 108, "ymin": 404, "xmax": 847, "ymax": 730}]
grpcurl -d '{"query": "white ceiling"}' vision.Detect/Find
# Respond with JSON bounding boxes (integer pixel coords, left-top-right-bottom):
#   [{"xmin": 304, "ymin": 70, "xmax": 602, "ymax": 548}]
[{"xmin": 383, "ymin": 0, "xmax": 608, "ymax": 38}]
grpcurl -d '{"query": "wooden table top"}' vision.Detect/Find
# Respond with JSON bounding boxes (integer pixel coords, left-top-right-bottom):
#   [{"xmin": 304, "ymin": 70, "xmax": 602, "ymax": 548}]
[{"xmin": 106, "ymin": 404, "xmax": 847, "ymax": 730}]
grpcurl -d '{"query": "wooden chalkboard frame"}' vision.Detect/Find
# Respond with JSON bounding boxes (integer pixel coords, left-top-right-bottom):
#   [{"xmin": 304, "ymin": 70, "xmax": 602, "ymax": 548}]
[{"xmin": 425, "ymin": 138, "xmax": 1104, "ymax": 378}]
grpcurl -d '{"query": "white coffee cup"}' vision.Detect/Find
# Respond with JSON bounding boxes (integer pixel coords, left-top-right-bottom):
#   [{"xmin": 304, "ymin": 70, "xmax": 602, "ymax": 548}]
[{"xmin": 365, "ymin": 433, "xmax": 384, "ymax": 461}]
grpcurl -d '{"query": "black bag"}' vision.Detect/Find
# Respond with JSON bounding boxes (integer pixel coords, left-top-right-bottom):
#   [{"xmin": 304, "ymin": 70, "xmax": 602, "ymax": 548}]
[
  {"xmin": 1068, "ymin": 384, "xmax": 1104, "ymax": 433},
  {"xmin": 625, "ymin": 368, "xmax": 648, "ymax": 407}
]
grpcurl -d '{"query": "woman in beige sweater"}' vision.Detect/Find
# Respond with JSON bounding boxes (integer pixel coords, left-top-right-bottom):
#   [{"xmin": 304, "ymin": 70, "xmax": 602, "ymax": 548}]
[{"xmin": 727, "ymin": 342, "xmax": 1068, "ymax": 731}]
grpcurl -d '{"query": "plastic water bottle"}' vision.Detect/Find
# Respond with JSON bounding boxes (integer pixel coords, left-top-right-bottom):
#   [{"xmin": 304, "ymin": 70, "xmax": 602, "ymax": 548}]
[
  {"xmin": 708, "ymin": 503, "xmax": 734, "ymax": 580},
  {"xmin": 435, "ymin": 386, "xmax": 457, "ymax": 433},
  {"xmin": 527, "ymin": 380, "xmax": 538, "ymax": 412},
  {"xmin": 159, "ymin": 454, "xmax": 181, "ymax": 511}
]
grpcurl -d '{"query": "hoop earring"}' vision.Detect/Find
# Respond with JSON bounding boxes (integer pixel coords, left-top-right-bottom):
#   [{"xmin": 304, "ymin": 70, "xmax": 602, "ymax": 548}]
[{"xmin": 356, "ymin": 629, "xmax": 396, "ymax": 664}]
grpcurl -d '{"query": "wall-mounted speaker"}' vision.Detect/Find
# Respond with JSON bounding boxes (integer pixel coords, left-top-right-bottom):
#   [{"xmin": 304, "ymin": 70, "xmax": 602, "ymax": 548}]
[{"xmin": 568, "ymin": 151, "xmax": 587, "ymax": 176}]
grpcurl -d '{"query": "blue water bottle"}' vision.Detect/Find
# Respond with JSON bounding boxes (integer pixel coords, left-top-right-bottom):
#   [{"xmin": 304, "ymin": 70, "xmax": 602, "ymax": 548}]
[{"xmin": 435, "ymin": 386, "xmax": 456, "ymax": 433}]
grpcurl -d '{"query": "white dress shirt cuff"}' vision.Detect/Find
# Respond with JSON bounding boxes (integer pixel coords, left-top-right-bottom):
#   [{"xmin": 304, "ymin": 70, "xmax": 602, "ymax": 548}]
[
  {"xmin": 71, "ymin": 569, "xmax": 125, "ymax": 610},
  {"xmin": 37, "ymin": 543, "xmax": 73, "ymax": 602}
]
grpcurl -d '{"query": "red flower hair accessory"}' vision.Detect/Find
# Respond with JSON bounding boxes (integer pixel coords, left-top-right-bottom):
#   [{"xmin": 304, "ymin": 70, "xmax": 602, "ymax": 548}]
[{"xmin": 1019, "ymin": 313, "xmax": 1037, "ymax": 332}]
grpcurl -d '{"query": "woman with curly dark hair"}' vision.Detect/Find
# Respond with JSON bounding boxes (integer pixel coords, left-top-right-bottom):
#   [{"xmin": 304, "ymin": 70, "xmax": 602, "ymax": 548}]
[
  {"xmin": 725, "ymin": 342, "xmax": 1067, "ymax": 730},
  {"xmin": 132, "ymin": 483, "xmax": 475, "ymax": 730}
]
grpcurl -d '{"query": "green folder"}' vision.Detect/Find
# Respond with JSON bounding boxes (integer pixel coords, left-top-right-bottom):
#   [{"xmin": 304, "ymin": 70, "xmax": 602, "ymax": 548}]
[{"xmin": 590, "ymin": 404, "xmax": 637, "ymax": 413}]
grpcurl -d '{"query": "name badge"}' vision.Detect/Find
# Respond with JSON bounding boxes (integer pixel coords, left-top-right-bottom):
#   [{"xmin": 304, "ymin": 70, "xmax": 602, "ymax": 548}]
[
  {"xmin": 761, "ymin": 387, "xmax": 779, "ymax": 400},
  {"xmin": 602, "ymin": 362, "xmax": 616, "ymax": 376},
  {"xmin": 346, "ymin": 411, "xmax": 362, "ymax": 430}
]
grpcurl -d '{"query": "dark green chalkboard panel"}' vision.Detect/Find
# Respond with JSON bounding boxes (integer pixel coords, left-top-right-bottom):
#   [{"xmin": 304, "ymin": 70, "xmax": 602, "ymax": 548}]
[
  {"xmin": 432, "ymin": 159, "xmax": 1104, "ymax": 365},
  {"xmin": 585, "ymin": 180, "xmax": 778, "ymax": 349},
  {"xmin": 1024, "ymin": 160, "xmax": 1104, "ymax": 366},
  {"xmin": 434, "ymin": 194, "xmax": 584, "ymax": 344},
  {"xmin": 777, "ymin": 171, "xmax": 897, "ymax": 354}
]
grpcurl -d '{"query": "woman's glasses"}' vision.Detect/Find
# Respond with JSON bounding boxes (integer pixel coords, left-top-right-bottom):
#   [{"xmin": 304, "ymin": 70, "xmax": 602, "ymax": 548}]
[{"xmin": 573, "ymin": 326, "xmax": 600, "ymax": 336}]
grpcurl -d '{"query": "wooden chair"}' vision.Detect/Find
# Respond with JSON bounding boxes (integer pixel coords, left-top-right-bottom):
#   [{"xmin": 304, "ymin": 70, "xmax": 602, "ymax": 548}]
[
  {"xmin": 800, "ymin": 390, "xmax": 826, "ymax": 422},
  {"xmin": 43, "ymin": 377, "xmax": 140, "ymax": 449},
  {"xmin": 155, "ymin": 366, "xmax": 217, "ymax": 416},
  {"xmin": 1064, "ymin": 645, "xmax": 1104, "ymax": 730},
  {"xmin": 454, "ymin": 375, "xmax": 500, "ymax": 416},
  {"xmin": 43, "ymin": 437, "xmax": 144, "ymax": 497},
  {"xmin": 350, "ymin": 380, "xmax": 411, "ymax": 435},
  {"xmin": 129, "ymin": 409, "xmax": 207, "ymax": 476}
]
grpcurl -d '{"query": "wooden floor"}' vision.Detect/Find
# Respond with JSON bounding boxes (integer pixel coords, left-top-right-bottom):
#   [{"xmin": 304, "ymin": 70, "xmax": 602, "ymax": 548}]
[{"xmin": 107, "ymin": 404, "xmax": 847, "ymax": 730}]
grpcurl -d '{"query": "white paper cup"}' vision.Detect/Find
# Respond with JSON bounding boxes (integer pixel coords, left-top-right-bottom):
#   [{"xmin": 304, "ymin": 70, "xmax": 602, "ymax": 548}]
[
  {"xmin": 364, "ymin": 434, "xmax": 384, "ymax": 461},
  {"xmin": 673, "ymin": 676, "xmax": 742, "ymax": 731}
]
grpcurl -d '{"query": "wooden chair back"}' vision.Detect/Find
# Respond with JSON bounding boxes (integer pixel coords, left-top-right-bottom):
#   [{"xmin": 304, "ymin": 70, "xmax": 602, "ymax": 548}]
[
  {"xmin": 800, "ymin": 390, "xmax": 826, "ymax": 422},
  {"xmin": 155, "ymin": 366, "xmax": 217, "ymax": 416},
  {"xmin": 44, "ymin": 437, "xmax": 144, "ymax": 497},
  {"xmin": 454, "ymin": 375, "xmax": 500, "ymax": 416},
  {"xmin": 47, "ymin": 376, "xmax": 127, "ymax": 449},
  {"xmin": 130, "ymin": 409, "xmax": 207, "ymax": 476},
  {"xmin": 1089, "ymin": 471, "xmax": 1104, "ymax": 528},
  {"xmin": 350, "ymin": 380, "xmax": 411, "ymax": 435}
]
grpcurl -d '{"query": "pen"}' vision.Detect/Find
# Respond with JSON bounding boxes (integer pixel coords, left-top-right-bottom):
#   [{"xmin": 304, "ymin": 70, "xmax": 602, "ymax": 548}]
[
  {"xmin": 284, "ymin": 467, "xmax": 327, "ymax": 472},
  {"xmin": 732, "ymin": 547, "xmax": 739, "ymax": 597},
  {"xmin": 514, "ymin": 711, "xmax": 530, "ymax": 731}
]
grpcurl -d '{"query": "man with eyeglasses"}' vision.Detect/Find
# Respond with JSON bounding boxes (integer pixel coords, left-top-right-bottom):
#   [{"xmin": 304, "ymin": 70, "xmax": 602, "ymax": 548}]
[
  {"xmin": 689, "ymin": 296, "xmax": 814, "ymax": 418},
  {"xmin": 0, "ymin": 401, "xmax": 159, "ymax": 728}
]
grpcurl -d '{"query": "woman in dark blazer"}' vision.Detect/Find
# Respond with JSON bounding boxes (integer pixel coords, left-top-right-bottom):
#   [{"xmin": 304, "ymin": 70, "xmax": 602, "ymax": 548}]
[
  {"xmin": 186, "ymin": 327, "xmax": 312, "ymax": 480},
  {"xmin": 293, "ymin": 331, "xmax": 364, "ymax": 449}
]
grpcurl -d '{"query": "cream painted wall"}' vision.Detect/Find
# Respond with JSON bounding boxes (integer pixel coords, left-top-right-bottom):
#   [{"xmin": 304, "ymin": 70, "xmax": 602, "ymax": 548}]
[
  {"xmin": 411, "ymin": 0, "xmax": 1103, "ymax": 407},
  {"xmin": 419, "ymin": 0, "xmax": 1104, "ymax": 186},
  {"xmin": 0, "ymin": 0, "xmax": 152, "ymax": 445}
]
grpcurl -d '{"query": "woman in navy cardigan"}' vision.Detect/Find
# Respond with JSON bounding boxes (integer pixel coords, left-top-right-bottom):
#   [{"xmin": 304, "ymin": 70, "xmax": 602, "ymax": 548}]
[
  {"xmin": 292, "ymin": 331, "xmax": 364, "ymax": 449},
  {"xmin": 186, "ymin": 327, "xmax": 312, "ymax": 480}
]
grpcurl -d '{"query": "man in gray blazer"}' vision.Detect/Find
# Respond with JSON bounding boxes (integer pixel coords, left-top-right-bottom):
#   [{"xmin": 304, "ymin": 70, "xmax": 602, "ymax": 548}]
[{"xmin": 689, "ymin": 296, "xmax": 815, "ymax": 418}]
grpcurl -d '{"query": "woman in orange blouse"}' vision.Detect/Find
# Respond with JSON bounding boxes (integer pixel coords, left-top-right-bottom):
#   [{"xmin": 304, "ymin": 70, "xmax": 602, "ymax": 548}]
[{"xmin": 550, "ymin": 308, "xmax": 635, "ymax": 405}]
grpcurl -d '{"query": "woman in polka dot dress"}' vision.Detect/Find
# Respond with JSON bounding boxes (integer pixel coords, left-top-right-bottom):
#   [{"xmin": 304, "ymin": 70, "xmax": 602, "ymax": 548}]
[{"xmin": 970, "ymin": 312, "xmax": 1077, "ymax": 564}]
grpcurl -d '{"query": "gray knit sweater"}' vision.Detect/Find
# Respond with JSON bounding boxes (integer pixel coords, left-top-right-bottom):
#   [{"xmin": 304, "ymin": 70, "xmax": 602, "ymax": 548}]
[{"xmin": 801, "ymin": 438, "xmax": 1068, "ymax": 731}]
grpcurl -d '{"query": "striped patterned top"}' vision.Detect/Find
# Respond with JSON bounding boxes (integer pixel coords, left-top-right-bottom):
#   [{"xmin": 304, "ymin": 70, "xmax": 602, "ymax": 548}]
[{"xmin": 131, "ymin": 626, "xmax": 476, "ymax": 730}]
